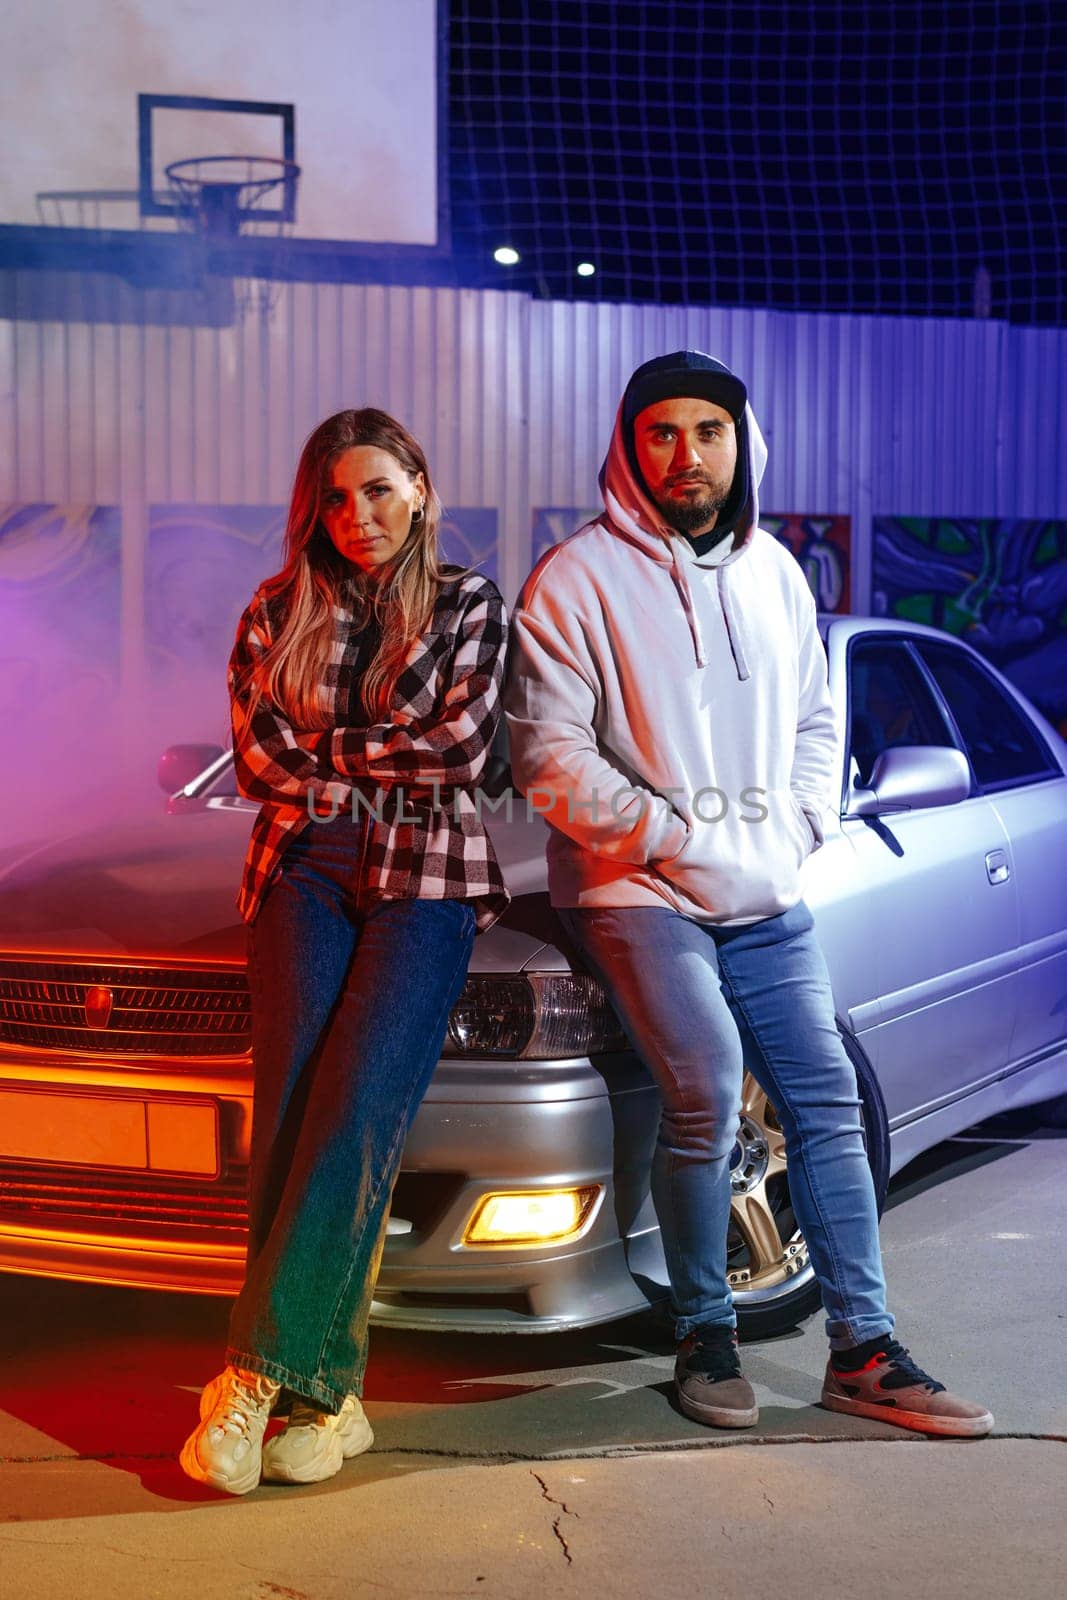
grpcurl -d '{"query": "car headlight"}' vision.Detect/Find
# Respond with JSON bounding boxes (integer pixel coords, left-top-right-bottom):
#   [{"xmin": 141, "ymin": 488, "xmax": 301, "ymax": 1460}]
[{"xmin": 442, "ymin": 974, "xmax": 628, "ymax": 1060}]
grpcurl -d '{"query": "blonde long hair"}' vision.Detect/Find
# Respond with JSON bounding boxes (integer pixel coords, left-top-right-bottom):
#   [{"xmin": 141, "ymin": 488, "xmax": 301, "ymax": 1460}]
[{"xmin": 240, "ymin": 408, "xmax": 476, "ymax": 727}]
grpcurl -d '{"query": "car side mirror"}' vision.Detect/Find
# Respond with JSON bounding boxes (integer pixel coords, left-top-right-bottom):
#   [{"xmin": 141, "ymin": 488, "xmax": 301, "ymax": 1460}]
[
  {"xmin": 845, "ymin": 745, "xmax": 972, "ymax": 818},
  {"xmin": 158, "ymin": 743, "xmax": 227, "ymax": 795}
]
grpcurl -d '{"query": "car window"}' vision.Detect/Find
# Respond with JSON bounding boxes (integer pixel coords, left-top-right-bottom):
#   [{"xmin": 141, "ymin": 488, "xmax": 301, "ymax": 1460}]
[
  {"xmin": 912, "ymin": 640, "xmax": 1057, "ymax": 790},
  {"xmin": 847, "ymin": 640, "xmax": 957, "ymax": 789}
]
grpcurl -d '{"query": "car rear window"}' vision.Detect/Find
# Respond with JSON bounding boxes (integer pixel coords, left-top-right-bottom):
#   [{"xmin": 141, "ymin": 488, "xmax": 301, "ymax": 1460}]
[{"xmin": 913, "ymin": 641, "xmax": 1058, "ymax": 790}]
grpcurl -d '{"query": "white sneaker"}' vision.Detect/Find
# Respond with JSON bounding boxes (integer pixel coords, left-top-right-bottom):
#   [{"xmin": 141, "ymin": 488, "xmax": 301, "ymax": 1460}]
[
  {"xmin": 261, "ymin": 1392, "xmax": 374, "ymax": 1484},
  {"xmin": 179, "ymin": 1366, "xmax": 281, "ymax": 1494}
]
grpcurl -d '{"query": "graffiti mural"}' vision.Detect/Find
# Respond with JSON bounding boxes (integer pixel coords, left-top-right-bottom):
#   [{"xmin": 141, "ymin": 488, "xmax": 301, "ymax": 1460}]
[
  {"xmin": 761, "ymin": 515, "xmax": 852, "ymax": 614},
  {"xmin": 145, "ymin": 504, "xmax": 287, "ymax": 741},
  {"xmin": 533, "ymin": 507, "xmax": 852, "ymax": 613},
  {"xmin": 532, "ymin": 507, "xmax": 601, "ymax": 565},
  {"xmin": 147, "ymin": 504, "xmax": 286, "ymax": 682},
  {"xmin": 436, "ymin": 508, "xmax": 500, "ymax": 584},
  {"xmin": 872, "ymin": 517, "xmax": 1067, "ymax": 737},
  {"xmin": 0, "ymin": 503, "xmax": 122, "ymax": 828},
  {"xmin": 0, "ymin": 501, "xmax": 121, "ymax": 700}
]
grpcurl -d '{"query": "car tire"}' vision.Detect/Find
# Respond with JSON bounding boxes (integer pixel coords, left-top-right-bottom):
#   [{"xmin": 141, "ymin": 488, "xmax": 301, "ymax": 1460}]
[{"xmin": 733, "ymin": 1019, "xmax": 891, "ymax": 1343}]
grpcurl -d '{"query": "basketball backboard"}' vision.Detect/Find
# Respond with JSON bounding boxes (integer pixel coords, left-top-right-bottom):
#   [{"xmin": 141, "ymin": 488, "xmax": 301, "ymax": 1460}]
[{"xmin": 1, "ymin": 0, "xmax": 448, "ymax": 290}]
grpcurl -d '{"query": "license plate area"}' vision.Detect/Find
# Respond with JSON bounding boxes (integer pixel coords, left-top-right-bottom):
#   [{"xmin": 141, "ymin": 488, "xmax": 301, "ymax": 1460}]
[{"xmin": 0, "ymin": 1088, "xmax": 220, "ymax": 1178}]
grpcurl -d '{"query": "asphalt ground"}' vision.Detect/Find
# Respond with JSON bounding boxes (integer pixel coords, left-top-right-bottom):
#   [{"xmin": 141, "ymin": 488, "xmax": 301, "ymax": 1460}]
[{"xmin": 1, "ymin": 1106, "xmax": 1064, "ymax": 1598}]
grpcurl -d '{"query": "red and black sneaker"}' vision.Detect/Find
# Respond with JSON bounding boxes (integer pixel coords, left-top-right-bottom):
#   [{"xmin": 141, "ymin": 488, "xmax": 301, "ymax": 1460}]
[{"xmin": 821, "ymin": 1338, "xmax": 993, "ymax": 1438}]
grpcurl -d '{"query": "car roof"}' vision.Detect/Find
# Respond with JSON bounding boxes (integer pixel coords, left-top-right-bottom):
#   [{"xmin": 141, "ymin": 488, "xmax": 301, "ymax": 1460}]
[{"xmin": 815, "ymin": 613, "xmax": 974, "ymax": 647}]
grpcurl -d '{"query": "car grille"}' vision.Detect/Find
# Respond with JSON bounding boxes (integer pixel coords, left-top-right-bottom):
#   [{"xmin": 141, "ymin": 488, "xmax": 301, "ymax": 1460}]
[
  {"xmin": 0, "ymin": 1164, "xmax": 462, "ymax": 1243},
  {"xmin": 0, "ymin": 959, "xmax": 251, "ymax": 1057},
  {"xmin": 0, "ymin": 1160, "xmax": 250, "ymax": 1239}
]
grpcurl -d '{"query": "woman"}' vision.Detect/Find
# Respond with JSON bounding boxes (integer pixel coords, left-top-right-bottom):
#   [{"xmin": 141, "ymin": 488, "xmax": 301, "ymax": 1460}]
[{"xmin": 180, "ymin": 408, "xmax": 510, "ymax": 1493}]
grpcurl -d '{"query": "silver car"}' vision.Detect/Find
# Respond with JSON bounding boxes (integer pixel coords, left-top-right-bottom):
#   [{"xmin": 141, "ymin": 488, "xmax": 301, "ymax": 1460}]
[{"xmin": 1, "ymin": 615, "xmax": 1064, "ymax": 1339}]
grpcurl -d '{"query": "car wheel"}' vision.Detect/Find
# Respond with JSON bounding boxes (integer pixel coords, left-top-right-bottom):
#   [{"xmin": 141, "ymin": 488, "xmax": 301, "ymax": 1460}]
[{"xmin": 731, "ymin": 1020, "xmax": 890, "ymax": 1342}]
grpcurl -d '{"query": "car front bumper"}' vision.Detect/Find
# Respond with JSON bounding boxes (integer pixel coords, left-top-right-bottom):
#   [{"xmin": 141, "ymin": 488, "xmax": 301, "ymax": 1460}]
[{"xmin": 0, "ymin": 1045, "xmax": 670, "ymax": 1332}]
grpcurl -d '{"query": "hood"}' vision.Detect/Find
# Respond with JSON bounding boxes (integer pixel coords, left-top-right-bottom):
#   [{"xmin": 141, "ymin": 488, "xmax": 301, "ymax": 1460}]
[
  {"xmin": 596, "ymin": 360, "xmax": 768, "ymax": 678},
  {"xmin": 0, "ymin": 803, "xmax": 563, "ymax": 973},
  {"xmin": 0, "ymin": 808, "xmax": 261, "ymax": 962}
]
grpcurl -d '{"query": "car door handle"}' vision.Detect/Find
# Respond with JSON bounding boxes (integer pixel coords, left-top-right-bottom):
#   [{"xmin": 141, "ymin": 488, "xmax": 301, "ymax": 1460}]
[{"xmin": 985, "ymin": 848, "xmax": 1011, "ymax": 885}]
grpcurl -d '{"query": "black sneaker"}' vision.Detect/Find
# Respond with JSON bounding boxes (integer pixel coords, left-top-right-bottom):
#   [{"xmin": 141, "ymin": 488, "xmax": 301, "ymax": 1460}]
[
  {"xmin": 675, "ymin": 1324, "xmax": 758, "ymax": 1429},
  {"xmin": 822, "ymin": 1337, "xmax": 994, "ymax": 1437}
]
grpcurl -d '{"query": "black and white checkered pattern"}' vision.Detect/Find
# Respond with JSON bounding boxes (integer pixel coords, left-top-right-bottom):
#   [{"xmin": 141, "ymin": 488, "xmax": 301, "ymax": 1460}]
[{"xmin": 228, "ymin": 568, "xmax": 512, "ymax": 935}]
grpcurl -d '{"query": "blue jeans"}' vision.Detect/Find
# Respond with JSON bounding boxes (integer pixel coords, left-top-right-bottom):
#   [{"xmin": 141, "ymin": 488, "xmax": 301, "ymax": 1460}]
[
  {"xmin": 555, "ymin": 899, "xmax": 894, "ymax": 1351},
  {"xmin": 227, "ymin": 816, "xmax": 477, "ymax": 1410}
]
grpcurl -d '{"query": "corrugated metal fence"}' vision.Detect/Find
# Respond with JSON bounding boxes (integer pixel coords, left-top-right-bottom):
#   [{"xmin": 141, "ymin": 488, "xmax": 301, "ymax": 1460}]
[{"xmin": 1, "ymin": 278, "xmax": 1064, "ymax": 698}]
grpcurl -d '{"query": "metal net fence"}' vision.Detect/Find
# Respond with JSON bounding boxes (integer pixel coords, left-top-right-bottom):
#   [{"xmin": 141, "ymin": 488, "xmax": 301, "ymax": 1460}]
[{"xmin": 448, "ymin": 0, "xmax": 1065, "ymax": 324}]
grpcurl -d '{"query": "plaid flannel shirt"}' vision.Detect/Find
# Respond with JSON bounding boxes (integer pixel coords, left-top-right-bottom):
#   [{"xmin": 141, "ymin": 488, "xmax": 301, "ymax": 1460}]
[{"xmin": 228, "ymin": 568, "xmax": 512, "ymax": 935}]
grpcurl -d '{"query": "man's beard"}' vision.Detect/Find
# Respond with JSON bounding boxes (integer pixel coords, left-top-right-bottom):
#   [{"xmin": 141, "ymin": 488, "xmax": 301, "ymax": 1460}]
[{"xmin": 652, "ymin": 479, "xmax": 731, "ymax": 534}]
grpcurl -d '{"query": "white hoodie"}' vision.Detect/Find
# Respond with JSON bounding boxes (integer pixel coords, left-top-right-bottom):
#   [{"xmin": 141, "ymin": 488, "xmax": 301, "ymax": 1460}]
[{"xmin": 503, "ymin": 376, "xmax": 842, "ymax": 925}]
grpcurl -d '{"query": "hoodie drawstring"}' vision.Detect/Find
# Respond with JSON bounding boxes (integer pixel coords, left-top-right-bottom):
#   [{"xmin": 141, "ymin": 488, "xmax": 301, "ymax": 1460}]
[
  {"xmin": 717, "ymin": 566, "xmax": 751, "ymax": 682},
  {"xmin": 669, "ymin": 540, "xmax": 750, "ymax": 681},
  {"xmin": 670, "ymin": 542, "xmax": 708, "ymax": 669}
]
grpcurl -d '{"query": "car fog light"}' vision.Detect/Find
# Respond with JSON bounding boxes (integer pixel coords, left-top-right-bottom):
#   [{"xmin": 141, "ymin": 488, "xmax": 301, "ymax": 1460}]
[{"xmin": 462, "ymin": 1186, "xmax": 603, "ymax": 1247}]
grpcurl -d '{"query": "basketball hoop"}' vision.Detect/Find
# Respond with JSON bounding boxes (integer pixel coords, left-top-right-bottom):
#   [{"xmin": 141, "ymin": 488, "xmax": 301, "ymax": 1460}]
[{"xmin": 165, "ymin": 155, "xmax": 301, "ymax": 320}]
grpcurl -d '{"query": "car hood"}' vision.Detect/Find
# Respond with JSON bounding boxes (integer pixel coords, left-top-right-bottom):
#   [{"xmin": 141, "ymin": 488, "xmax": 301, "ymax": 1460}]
[{"xmin": 0, "ymin": 804, "xmax": 564, "ymax": 971}]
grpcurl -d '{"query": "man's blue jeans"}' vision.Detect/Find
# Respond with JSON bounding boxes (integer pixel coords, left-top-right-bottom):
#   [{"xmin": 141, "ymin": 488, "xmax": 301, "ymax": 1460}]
[
  {"xmin": 226, "ymin": 816, "xmax": 477, "ymax": 1411},
  {"xmin": 555, "ymin": 898, "xmax": 894, "ymax": 1351}
]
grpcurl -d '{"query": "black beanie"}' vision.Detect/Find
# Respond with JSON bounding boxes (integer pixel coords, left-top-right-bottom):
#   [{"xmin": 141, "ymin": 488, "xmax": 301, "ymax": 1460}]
[{"xmin": 622, "ymin": 350, "xmax": 747, "ymax": 429}]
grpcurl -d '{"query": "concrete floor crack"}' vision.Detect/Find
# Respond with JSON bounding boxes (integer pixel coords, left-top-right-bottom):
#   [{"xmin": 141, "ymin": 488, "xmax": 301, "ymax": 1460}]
[{"xmin": 530, "ymin": 1469, "xmax": 578, "ymax": 1566}]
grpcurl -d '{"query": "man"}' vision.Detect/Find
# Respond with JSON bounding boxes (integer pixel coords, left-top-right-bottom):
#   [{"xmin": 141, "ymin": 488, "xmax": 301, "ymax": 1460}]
[{"xmin": 503, "ymin": 350, "xmax": 992, "ymax": 1437}]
